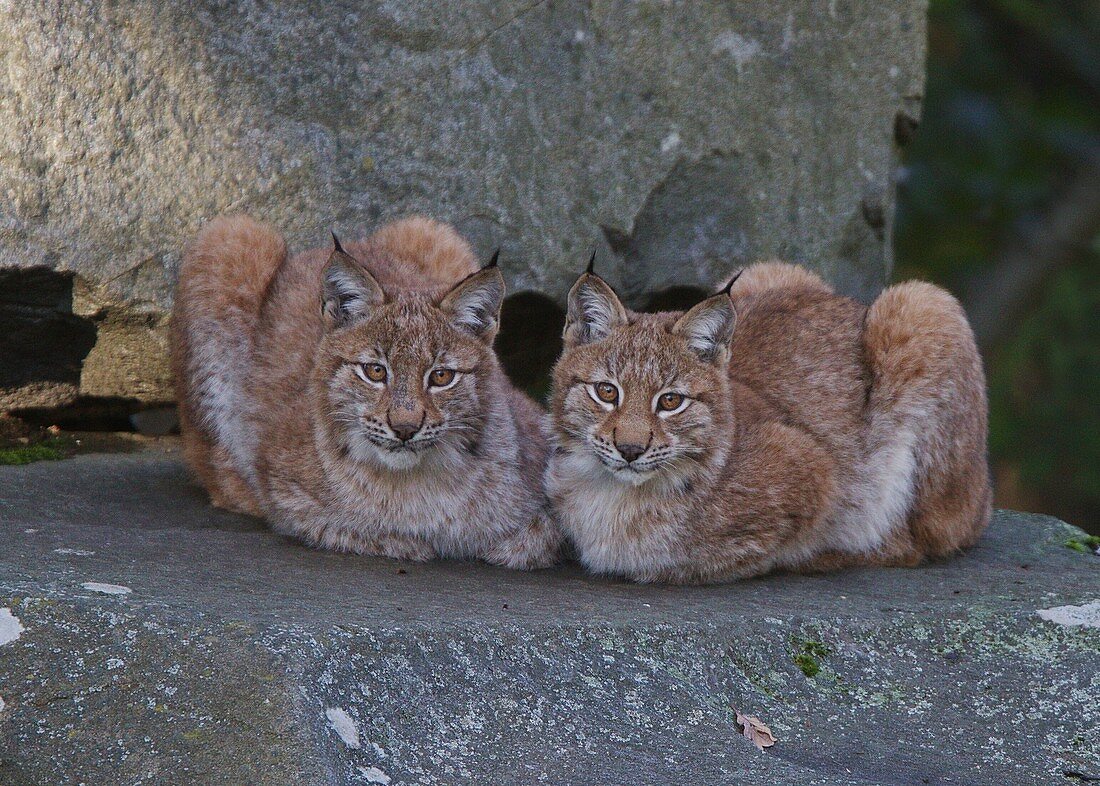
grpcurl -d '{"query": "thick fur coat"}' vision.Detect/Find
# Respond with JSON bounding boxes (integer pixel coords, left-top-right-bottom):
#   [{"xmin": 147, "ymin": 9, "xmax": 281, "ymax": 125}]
[
  {"xmin": 547, "ymin": 262, "xmax": 991, "ymax": 583},
  {"xmin": 171, "ymin": 215, "xmax": 560, "ymax": 567}
]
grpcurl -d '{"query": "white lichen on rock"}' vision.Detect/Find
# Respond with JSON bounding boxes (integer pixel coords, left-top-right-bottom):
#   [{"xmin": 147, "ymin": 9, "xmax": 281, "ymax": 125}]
[
  {"xmin": 81, "ymin": 581, "xmax": 132, "ymax": 595},
  {"xmin": 1037, "ymin": 600, "xmax": 1100, "ymax": 629},
  {"xmin": 326, "ymin": 706, "xmax": 360, "ymax": 748},
  {"xmin": 0, "ymin": 608, "xmax": 24, "ymax": 646},
  {"xmin": 712, "ymin": 30, "xmax": 763, "ymax": 74},
  {"xmin": 358, "ymin": 765, "xmax": 391, "ymax": 784}
]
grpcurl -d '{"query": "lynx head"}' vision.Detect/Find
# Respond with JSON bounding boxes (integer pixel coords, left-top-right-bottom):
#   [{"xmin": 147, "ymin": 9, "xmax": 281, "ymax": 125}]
[
  {"xmin": 315, "ymin": 239, "xmax": 504, "ymax": 471},
  {"xmin": 551, "ymin": 269, "xmax": 737, "ymax": 488}
]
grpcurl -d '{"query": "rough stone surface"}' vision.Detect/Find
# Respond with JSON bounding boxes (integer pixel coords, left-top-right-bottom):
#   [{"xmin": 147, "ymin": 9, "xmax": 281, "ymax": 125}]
[
  {"xmin": 0, "ymin": 0, "xmax": 927, "ymax": 408},
  {"xmin": 0, "ymin": 444, "xmax": 1097, "ymax": 785}
]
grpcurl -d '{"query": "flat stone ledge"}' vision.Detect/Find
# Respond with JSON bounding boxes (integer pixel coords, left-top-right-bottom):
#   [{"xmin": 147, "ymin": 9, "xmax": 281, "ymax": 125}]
[{"xmin": 0, "ymin": 445, "xmax": 1097, "ymax": 785}]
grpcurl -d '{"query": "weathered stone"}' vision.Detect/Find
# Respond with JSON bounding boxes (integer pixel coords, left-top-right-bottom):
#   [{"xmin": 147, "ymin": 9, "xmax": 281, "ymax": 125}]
[
  {"xmin": 0, "ymin": 0, "xmax": 927, "ymax": 408},
  {"xmin": 1, "ymin": 445, "xmax": 1097, "ymax": 784}
]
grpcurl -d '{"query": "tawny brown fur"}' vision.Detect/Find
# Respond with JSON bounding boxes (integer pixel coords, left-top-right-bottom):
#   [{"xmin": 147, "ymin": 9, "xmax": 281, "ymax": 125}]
[
  {"xmin": 171, "ymin": 215, "xmax": 560, "ymax": 567},
  {"xmin": 547, "ymin": 261, "xmax": 991, "ymax": 583}
]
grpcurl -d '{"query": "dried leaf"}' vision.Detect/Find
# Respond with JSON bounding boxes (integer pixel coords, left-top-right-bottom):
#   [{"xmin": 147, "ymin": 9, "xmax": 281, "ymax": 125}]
[{"xmin": 736, "ymin": 711, "xmax": 776, "ymax": 751}]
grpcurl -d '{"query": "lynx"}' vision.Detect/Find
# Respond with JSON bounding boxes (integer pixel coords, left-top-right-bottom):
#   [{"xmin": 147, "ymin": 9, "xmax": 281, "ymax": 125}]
[
  {"xmin": 171, "ymin": 215, "xmax": 560, "ymax": 567},
  {"xmin": 547, "ymin": 261, "xmax": 991, "ymax": 583}
]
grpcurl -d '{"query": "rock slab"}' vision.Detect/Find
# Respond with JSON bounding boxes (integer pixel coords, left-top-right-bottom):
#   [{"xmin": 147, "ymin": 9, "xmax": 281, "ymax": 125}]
[
  {"xmin": 0, "ymin": 445, "xmax": 1098, "ymax": 785},
  {"xmin": 0, "ymin": 0, "xmax": 927, "ymax": 408}
]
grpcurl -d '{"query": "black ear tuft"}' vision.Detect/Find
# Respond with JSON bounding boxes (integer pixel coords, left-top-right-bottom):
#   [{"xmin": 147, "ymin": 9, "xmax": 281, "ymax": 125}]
[
  {"xmin": 586, "ymin": 248, "xmax": 597, "ymax": 275},
  {"xmin": 720, "ymin": 269, "xmax": 744, "ymax": 296},
  {"xmin": 485, "ymin": 248, "xmax": 500, "ymax": 269},
  {"xmin": 331, "ymin": 232, "xmax": 346, "ymax": 254}
]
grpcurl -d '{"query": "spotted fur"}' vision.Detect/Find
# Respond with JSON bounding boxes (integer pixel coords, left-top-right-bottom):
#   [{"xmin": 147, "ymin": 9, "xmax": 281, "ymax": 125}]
[
  {"xmin": 171, "ymin": 215, "xmax": 560, "ymax": 568},
  {"xmin": 547, "ymin": 262, "xmax": 991, "ymax": 583}
]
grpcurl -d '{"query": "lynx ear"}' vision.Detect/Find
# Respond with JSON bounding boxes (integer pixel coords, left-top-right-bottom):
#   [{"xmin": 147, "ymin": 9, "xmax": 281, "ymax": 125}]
[
  {"xmin": 321, "ymin": 236, "xmax": 384, "ymax": 329},
  {"xmin": 672, "ymin": 292, "xmax": 737, "ymax": 365},
  {"xmin": 564, "ymin": 272, "xmax": 628, "ymax": 347},
  {"xmin": 439, "ymin": 256, "xmax": 505, "ymax": 342}
]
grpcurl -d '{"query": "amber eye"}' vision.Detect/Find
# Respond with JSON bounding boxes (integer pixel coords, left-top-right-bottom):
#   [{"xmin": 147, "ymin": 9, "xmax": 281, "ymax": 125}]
[
  {"xmin": 657, "ymin": 392, "xmax": 685, "ymax": 412},
  {"xmin": 594, "ymin": 382, "xmax": 619, "ymax": 404},
  {"xmin": 361, "ymin": 363, "xmax": 387, "ymax": 383},
  {"xmin": 428, "ymin": 368, "xmax": 456, "ymax": 388}
]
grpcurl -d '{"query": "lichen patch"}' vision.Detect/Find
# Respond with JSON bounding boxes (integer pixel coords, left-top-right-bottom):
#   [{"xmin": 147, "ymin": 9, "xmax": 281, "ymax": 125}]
[
  {"xmin": 1037, "ymin": 600, "xmax": 1100, "ymax": 629},
  {"xmin": 326, "ymin": 706, "xmax": 361, "ymax": 748},
  {"xmin": 0, "ymin": 608, "xmax": 24, "ymax": 646}
]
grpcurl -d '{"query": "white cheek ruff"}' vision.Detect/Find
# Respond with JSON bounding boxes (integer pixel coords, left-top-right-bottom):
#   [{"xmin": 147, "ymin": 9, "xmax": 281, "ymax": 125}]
[{"xmin": 585, "ymin": 382, "xmax": 619, "ymax": 411}]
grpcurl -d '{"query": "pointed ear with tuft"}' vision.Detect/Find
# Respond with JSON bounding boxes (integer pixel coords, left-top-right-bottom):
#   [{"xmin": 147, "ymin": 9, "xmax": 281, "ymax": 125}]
[
  {"xmin": 321, "ymin": 242, "xmax": 384, "ymax": 329},
  {"xmin": 439, "ymin": 263, "xmax": 505, "ymax": 342},
  {"xmin": 564, "ymin": 272, "xmax": 628, "ymax": 347},
  {"xmin": 672, "ymin": 292, "xmax": 737, "ymax": 365}
]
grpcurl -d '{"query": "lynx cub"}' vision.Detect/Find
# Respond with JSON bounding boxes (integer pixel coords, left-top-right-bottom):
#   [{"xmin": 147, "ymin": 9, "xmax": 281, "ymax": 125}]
[
  {"xmin": 171, "ymin": 215, "xmax": 560, "ymax": 568},
  {"xmin": 547, "ymin": 262, "xmax": 990, "ymax": 583}
]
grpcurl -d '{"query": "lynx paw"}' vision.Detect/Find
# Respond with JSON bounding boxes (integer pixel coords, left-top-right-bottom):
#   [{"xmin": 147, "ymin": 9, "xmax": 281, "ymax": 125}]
[
  {"xmin": 371, "ymin": 533, "xmax": 439, "ymax": 563},
  {"xmin": 485, "ymin": 512, "xmax": 562, "ymax": 570},
  {"xmin": 315, "ymin": 528, "xmax": 437, "ymax": 562}
]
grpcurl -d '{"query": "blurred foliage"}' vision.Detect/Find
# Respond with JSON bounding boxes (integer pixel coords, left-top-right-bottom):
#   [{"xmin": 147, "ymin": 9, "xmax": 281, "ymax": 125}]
[{"xmin": 894, "ymin": 0, "xmax": 1100, "ymax": 532}]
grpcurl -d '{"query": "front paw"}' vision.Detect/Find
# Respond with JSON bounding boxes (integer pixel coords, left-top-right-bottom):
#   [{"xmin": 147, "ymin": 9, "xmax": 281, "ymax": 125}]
[
  {"xmin": 315, "ymin": 527, "xmax": 437, "ymax": 562},
  {"xmin": 373, "ymin": 533, "xmax": 439, "ymax": 563},
  {"xmin": 485, "ymin": 512, "xmax": 563, "ymax": 570}
]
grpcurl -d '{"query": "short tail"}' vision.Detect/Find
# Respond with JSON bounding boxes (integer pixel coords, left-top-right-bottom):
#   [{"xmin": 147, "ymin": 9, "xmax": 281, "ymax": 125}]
[{"xmin": 170, "ymin": 215, "xmax": 287, "ymax": 511}]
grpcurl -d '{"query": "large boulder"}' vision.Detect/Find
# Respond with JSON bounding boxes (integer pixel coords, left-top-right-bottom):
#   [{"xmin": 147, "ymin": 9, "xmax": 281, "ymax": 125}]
[
  {"xmin": 0, "ymin": 1, "xmax": 926, "ymax": 409},
  {"xmin": 1, "ymin": 445, "xmax": 1098, "ymax": 783}
]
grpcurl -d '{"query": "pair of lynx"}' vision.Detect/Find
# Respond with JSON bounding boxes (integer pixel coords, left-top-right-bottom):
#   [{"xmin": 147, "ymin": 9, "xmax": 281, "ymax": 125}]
[{"xmin": 172, "ymin": 215, "xmax": 990, "ymax": 584}]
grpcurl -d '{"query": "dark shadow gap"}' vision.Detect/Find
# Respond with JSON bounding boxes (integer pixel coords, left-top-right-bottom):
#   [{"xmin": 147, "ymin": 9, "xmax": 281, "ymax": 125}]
[
  {"xmin": 641, "ymin": 286, "xmax": 709, "ymax": 313},
  {"xmin": 495, "ymin": 291, "xmax": 564, "ymax": 402}
]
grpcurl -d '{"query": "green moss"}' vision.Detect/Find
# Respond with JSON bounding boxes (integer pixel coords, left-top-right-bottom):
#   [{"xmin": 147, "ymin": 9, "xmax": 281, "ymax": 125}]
[
  {"xmin": 1065, "ymin": 536, "xmax": 1100, "ymax": 553},
  {"xmin": 0, "ymin": 437, "xmax": 72, "ymax": 466},
  {"xmin": 792, "ymin": 638, "xmax": 832, "ymax": 678},
  {"xmin": 794, "ymin": 652, "xmax": 821, "ymax": 678}
]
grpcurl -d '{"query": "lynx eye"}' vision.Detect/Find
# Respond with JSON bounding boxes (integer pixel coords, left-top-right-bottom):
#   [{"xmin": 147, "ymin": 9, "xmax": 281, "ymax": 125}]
[
  {"xmin": 657, "ymin": 392, "xmax": 685, "ymax": 412},
  {"xmin": 358, "ymin": 363, "xmax": 387, "ymax": 383},
  {"xmin": 594, "ymin": 382, "xmax": 619, "ymax": 404},
  {"xmin": 428, "ymin": 368, "xmax": 457, "ymax": 388}
]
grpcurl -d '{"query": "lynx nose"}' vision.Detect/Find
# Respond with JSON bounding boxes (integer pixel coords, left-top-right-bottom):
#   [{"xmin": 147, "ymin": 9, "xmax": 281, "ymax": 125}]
[
  {"xmin": 390, "ymin": 421, "xmax": 421, "ymax": 442},
  {"xmin": 616, "ymin": 443, "xmax": 646, "ymax": 463}
]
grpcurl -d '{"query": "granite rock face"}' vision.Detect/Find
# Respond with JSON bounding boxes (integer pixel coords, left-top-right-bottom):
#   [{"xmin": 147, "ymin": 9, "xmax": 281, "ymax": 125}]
[
  {"xmin": 0, "ymin": 0, "xmax": 926, "ymax": 409},
  {"xmin": 1, "ymin": 445, "xmax": 1098, "ymax": 784}
]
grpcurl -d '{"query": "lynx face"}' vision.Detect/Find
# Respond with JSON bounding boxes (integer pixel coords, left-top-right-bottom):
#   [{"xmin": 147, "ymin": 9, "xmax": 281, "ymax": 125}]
[
  {"xmin": 551, "ymin": 272, "xmax": 737, "ymax": 487},
  {"xmin": 316, "ymin": 245, "xmax": 504, "ymax": 471}
]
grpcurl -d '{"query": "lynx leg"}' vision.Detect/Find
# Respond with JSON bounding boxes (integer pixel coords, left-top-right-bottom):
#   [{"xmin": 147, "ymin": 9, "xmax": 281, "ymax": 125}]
[
  {"xmin": 794, "ymin": 529, "xmax": 924, "ymax": 573},
  {"xmin": 652, "ymin": 421, "xmax": 839, "ymax": 584},
  {"xmin": 863, "ymin": 281, "xmax": 992, "ymax": 560},
  {"xmin": 177, "ymin": 402, "xmax": 262, "ymax": 516}
]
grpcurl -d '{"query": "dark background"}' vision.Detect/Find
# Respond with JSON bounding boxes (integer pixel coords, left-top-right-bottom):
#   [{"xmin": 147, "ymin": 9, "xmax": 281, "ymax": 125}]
[{"xmin": 895, "ymin": 0, "xmax": 1099, "ymax": 534}]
